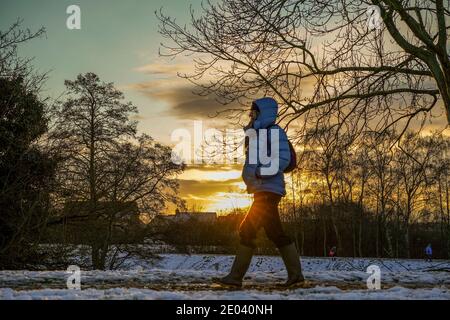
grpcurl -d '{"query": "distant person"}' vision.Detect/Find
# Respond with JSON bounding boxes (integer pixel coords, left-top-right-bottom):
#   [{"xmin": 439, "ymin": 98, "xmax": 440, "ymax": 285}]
[
  {"xmin": 425, "ymin": 244, "xmax": 433, "ymax": 262},
  {"xmin": 213, "ymin": 97, "xmax": 304, "ymax": 288},
  {"xmin": 329, "ymin": 246, "xmax": 337, "ymax": 260}
]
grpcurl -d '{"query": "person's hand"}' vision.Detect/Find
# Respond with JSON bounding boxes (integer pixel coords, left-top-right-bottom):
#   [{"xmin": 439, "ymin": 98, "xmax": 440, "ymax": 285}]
[{"xmin": 245, "ymin": 117, "xmax": 254, "ymax": 129}]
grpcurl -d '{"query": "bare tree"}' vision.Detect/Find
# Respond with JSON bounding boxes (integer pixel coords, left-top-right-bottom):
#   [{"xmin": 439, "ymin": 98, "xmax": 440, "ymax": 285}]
[
  {"xmin": 420, "ymin": 132, "xmax": 450, "ymax": 256},
  {"xmin": 302, "ymin": 124, "xmax": 355, "ymax": 254},
  {"xmin": 365, "ymin": 131, "xmax": 398, "ymax": 257},
  {"xmin": 51, "ymin": 73, "xmax": 184, "ymax": 269},
  {"xmin": 352, "ymin": 140, "xmax": 372, "ymax": 257},
  {"xmin": 0, "ymin": 19, "xmax": 46, "ymax": 90},
  {"xmin": 394, "ymin": 132, "xmax": 440, "ymax": 257},
  {"xmin": 95, "ymin": 135, "xmax": 184, "ymax": 269},
  {"xmin": 157, "ymin": 0, "xmax": 449, "ymax": 139},
  {"xmin": 0, "ymin": 21, "xmax": 53, "ymax": 268},
  {"xmin": 429, "ymin": 134, "xmax": 450, "ymax": 256}
]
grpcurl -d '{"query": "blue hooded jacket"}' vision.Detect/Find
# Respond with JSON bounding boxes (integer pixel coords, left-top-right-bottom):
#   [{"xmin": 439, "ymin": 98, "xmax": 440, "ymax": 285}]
[{"xmin": 241, "ymin": 97, "xmax": 291, "ymax": 196}]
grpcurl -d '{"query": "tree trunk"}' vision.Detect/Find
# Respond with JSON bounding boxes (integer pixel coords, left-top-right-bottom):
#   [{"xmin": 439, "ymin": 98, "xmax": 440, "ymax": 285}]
[
  {"xmin": 322, "ymin": 218, "xmax": 327, "ymax": 257},
  {"xmin": 358, "ymin": 212, "xmax": 363, "ymax": 257},
  {"xmin": 91, "ymin": 244, "xmax": 101, "ymax": 270},
  {"xmin": 404, "ymin": 225, "xmax": 410, "ymax": 259}
]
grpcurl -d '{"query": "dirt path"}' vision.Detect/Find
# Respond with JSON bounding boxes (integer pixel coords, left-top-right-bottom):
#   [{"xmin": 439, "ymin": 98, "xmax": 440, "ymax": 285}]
[{"xmin": 3, "ymin": 278, "xmax": 448, "ymax": 292}]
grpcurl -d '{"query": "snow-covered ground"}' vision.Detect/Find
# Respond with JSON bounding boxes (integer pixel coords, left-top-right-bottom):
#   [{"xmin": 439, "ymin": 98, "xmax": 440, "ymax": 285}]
[{"xmin": 1, "ymin": 254, "xmax": 450, "ymax": 300}]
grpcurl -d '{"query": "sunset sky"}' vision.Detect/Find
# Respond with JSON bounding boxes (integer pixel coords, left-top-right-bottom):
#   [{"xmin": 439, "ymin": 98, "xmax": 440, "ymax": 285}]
[
  {"xmin": 1, "ymin": 0, "xmax": 448, "ymax": 213},
  {"xmin": 0, "ymin": 0, "xmax": 253, "ymax": 212}
]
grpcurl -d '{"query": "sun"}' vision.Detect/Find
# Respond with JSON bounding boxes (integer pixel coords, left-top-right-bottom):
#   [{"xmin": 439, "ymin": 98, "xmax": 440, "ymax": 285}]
[{"xmin": 206, "ymin": 192, "xmax": 252, "ymax": 212}]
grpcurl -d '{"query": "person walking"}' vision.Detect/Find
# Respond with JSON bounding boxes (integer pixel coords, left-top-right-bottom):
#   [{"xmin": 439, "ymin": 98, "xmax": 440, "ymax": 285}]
[
  {"xmin": 213, "ymin": 97, "xmax": 304, "ymax": 288},
  {"xmin": 425, "ymin": 244, "xmax": 433, "ymax": 262},
  {"xmin": 329, "ymin": 246, "xmax": 337, "ymax": 261}
]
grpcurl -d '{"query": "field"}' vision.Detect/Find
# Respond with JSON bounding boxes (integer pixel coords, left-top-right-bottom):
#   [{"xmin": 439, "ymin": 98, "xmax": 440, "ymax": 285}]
[{"xmin": 1, "ymin": 254, "xmax": 450, "ymax": 300}]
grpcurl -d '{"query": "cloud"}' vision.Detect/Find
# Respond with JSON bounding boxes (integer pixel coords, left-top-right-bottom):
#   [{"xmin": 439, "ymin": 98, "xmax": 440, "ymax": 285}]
[
  {"xmin": 131, "ymin": 60, "xmax": 246, "ymax": 120},
  {"xmin": 130, "ymin": 114, "xmax": 147, "ymax": 121},
  {"xmin": 130, "ymin": 80, "xmax": 242, "ymax": 120},
  {"xmin": 134, "ymin": 63, "xmax": 193, "ymax": 76},
  {"xmin": 178, "ymin": 178, "xmax": 243, "ymax": 198},
  {"xmin": 185, "ymin": 164, "xmax": 242, "ymax": 172}
]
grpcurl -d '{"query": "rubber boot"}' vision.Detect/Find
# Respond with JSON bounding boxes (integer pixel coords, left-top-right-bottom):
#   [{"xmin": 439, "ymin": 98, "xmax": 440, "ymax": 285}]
[
  {"xmin": 212, "ymin": 245, "xmax": 254, "ymax": 288},
  {"xmin": 278, "ymin": 243, "xmax": 305, "ymax": 287}
]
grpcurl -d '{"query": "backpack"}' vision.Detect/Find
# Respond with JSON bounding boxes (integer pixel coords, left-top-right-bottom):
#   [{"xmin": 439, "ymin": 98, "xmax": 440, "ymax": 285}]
[
  {"xmin": 268, "ymin": 125, "xmax": 297, "ymax": 173},
  {"xmin": 284, "ymin": 139, "xmax": 297, "ymax": 173}
]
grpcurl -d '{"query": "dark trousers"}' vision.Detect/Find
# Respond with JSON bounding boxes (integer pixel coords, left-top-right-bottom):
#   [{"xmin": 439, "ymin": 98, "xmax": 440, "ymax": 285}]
[{"xmin": 239, "ymin": 192, "xmax": 292, "ymax": 249}]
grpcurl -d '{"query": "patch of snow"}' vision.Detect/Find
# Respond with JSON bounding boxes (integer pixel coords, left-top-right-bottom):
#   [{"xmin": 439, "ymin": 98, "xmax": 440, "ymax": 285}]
[
  {"xmin": 1, "ymin": 254, "xmax": 450, "ymax": 300},
  {"xmin": 1, "ymin": 286, "xmax": 449, "ymax": 300}
]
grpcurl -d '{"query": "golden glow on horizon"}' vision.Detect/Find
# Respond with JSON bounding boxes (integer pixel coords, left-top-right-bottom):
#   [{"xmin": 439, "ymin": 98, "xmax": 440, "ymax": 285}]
[
  {"xmin": 205, "ymin": 192, "xmax": 252, "ymax": 212},
  {"xmin": 179, "ymin": 169, "xmax": 242, "ymax": 181},
  {"xmin": 178, "ymin": 168, "xmax": 320, "ymax": 212},
  {"xmin": 178, "ymin": 167, "xmax": 250, "ymax": 212}
]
